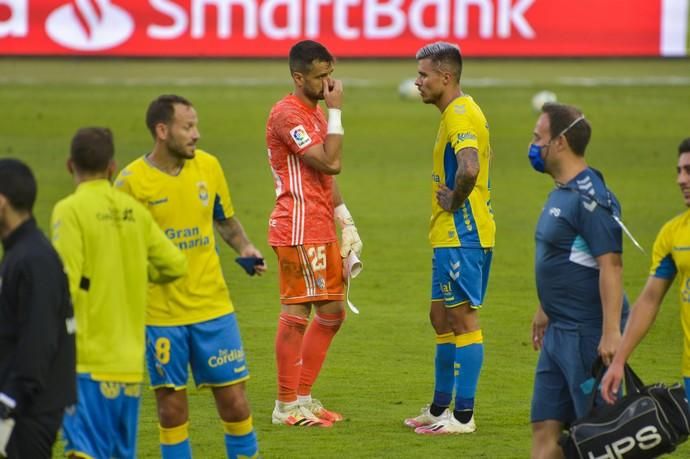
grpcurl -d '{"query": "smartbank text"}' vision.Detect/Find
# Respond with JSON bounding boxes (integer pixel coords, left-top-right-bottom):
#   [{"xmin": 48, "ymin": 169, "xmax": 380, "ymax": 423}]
[{"xmin": 0, "ymin": 0, "xmax": 535, "ymax": 40}]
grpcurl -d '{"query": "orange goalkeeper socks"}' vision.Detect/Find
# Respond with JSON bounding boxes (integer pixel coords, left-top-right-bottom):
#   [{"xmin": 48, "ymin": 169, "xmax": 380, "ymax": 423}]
[
  {"xmin": 298, "ymin": 311, "xmax": 345, "ymax": 396},
  {"xmin": 275, "ymin": 313, "xmax": 308, "ymax": 402}
]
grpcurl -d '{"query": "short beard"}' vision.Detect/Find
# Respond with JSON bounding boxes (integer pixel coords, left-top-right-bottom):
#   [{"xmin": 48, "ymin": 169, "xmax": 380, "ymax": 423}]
[
  {"xmin": 304, "ymin": 86, "xmax": 324, "ymax": 101},
  {"xmin": 166, "ymin": 138, "xmax": 193, "ymax": 159}
]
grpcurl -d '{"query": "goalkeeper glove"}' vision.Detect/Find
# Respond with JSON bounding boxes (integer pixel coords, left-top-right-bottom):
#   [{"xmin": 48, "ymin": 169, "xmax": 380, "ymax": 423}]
[{"xmin": 335, "ymin": 204, "xmax": 362, "ymax": 258}]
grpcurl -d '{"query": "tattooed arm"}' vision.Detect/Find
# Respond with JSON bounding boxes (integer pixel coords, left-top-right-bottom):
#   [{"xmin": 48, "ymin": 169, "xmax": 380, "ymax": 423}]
[
  {"xmin": 215, "ymin": 216, "xmax": 267, "ymax": 275},
  {"xmin": 436, "ymin": 147, "xmax": 480, "ymax": 212}
]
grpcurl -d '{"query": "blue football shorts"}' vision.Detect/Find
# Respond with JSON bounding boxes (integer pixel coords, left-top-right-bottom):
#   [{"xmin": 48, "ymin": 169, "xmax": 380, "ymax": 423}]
[
  {"xmin": 530, "ymin": 323, "xmax": 601, "ymax": 424},
  {"xmin": 146, "ymin": 313, "xmax": 249, "ymax": 389},
  {"xmin": 62, "ymin": 374, "xmax": 141, "ymax": 459},
  {"xmin": 431, "ymin": 247, "xmax": 493, "ymax": 308}
]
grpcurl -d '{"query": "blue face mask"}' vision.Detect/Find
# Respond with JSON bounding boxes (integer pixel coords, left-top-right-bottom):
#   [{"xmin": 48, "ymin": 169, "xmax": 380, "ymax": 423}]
[
  {"xmin": 528, "ymin": 143, "xmax": 546, "ymax": 173},
  {"xmin": 528, "ymin": 115, "xmax": 586, "ymax": 174}
]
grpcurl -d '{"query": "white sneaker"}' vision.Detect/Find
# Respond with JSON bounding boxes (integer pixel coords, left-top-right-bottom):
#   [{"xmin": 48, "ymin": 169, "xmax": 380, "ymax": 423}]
[
  {"xmin": 414, "ymin": 414, "xmax": 476, "ymax": 435},
  {"xmin": 271, "ymin": 401, "xmax": 332, "ymax": 427},
  {"xmin": 299, "ymin": 398, "xmax": 344, "ymax": 422},
  {"xmin": 403, "ymin": 405, "xmax": 450, "ymax": 428}
]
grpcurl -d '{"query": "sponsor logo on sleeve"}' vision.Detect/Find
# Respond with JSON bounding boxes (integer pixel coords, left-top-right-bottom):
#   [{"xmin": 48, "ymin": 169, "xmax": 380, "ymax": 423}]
[
  {"xmin": 289, "ymin": 125, "xmax": 312, "ymax": 149},
  {"xmin": 457, "ymin": 132, "xmax": 477, "ymax": 142}
]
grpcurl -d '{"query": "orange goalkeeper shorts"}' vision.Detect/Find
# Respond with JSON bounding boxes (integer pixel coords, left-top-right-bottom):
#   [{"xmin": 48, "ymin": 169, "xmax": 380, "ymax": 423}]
[{"xmin": 273, "ymin": 242, "xmax": 344, "ymax": 305}]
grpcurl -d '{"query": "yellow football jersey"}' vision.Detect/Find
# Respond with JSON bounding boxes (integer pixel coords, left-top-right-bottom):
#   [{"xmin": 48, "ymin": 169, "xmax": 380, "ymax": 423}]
[
  {"xmin": 51, "ymin": 179, "xmax": 187, "ymax": 381},
  {"xmin": 649, "ymin": 209, "xmax": 690, "ymax": 376},
  {"xmin": 429, "ymin": 95, "xmax": 495, "ymax": 248},
  {"xmin": 115, "ymin": 150, "xmax": 236, "ymax": 326}
]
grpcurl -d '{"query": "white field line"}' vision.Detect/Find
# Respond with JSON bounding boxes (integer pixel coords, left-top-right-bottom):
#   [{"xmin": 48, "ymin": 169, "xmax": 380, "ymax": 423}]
[
  {"xmin": 463, "ymin": 76, "xmax": 690, "ymax": 87},
  {"xmin": 0, "ymin": 76, "xmax": 374, "ymax": 87},
  {"xmin": 0, "ymin": 76, "xmax": 689, "ymax": 87}
]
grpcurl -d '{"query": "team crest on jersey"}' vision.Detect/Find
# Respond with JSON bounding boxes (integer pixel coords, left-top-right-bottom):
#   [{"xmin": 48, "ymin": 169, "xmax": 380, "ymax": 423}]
[
  {"xmin": 289, "ymin": 125, "xmax": 312, "ymax": 148},
  {"xmin": 197, "ymin": 181, "xmax": 209, "ymax": 206},
  {"xmin": 316, "ymin": 277, "xmax": 326, "ymax": 289}
]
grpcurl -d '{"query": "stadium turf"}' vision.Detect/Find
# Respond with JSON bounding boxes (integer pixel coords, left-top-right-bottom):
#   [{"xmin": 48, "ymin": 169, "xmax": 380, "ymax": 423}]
[{"xmin": 1, "ymin": 57, "xmax": 689, "ymax": 458}]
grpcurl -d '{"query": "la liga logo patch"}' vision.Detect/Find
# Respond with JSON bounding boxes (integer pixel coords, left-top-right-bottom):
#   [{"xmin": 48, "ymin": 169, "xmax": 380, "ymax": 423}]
[{"xmin": 289, "ymin": 125, "xmax": 312, "ymax": 148}]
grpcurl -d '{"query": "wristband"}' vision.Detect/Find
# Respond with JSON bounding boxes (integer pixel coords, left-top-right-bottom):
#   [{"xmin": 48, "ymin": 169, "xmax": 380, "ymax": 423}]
[
  {"xmin": 327, "ymin": 109, "xmax": 344, "ymax": 135},
  {"xmin": 334, "ymin": 203, "xmax": 355, "ymax": 228}
]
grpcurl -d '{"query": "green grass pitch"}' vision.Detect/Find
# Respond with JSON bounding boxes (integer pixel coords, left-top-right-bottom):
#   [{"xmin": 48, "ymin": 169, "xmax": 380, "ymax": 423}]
[{"xmin": 1, "ymin": 57, "xmax": 690, "ymax": 458}]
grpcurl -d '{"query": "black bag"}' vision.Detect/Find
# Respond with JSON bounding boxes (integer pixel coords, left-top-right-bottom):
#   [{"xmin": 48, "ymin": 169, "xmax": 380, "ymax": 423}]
[{"xmin": 560, "ymin": 362, "xmax": 690, "ymax": 459}]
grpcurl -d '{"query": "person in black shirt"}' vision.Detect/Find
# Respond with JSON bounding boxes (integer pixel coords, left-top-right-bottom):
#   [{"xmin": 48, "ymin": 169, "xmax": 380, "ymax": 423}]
[{"xmin": 0, "ymin": 158, "xmax": 76, "ymax": 459}]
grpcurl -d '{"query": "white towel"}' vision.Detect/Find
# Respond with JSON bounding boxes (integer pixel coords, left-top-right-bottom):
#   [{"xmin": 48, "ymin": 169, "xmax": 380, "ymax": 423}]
[{"xmin": 343, "ymin": 252, "xmax": 363, "ymax": 314}]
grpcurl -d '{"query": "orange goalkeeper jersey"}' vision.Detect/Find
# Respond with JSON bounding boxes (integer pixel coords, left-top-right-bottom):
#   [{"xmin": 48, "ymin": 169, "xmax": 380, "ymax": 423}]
[{"xmin": 266, "ymin": 94, "xmax": 336, "ymax": 247}]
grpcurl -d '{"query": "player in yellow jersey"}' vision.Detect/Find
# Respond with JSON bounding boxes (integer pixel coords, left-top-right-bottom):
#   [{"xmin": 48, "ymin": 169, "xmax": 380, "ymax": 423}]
[
  {"xmin": 51, "ymin": 127, "xmax": 187, "ymax": 459},
  {"xmin": 404, "ymin": 42, "xmax": 495, "ymax": 435},
  {"xmin": 115, "ymin": 95, "xmax": 265, "ymax": 459},
  {"xmin": 601, "ymin": 138, "xmax": 690, "ymax": 405}
]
